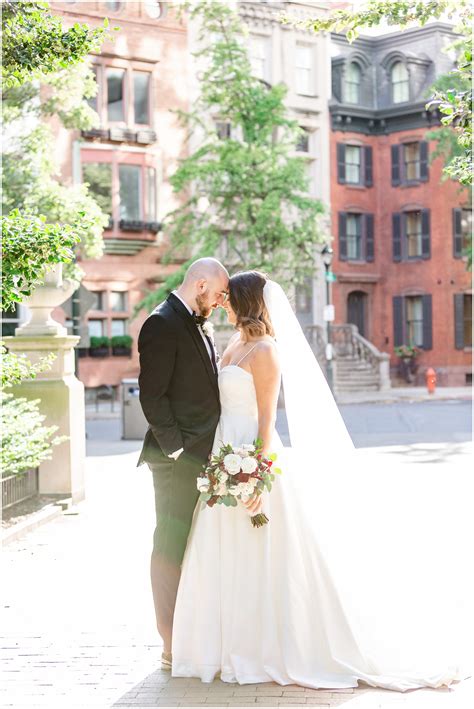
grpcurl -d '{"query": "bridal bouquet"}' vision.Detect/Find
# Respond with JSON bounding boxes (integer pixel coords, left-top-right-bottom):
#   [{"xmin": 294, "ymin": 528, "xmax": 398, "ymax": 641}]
[{"xmin": 197, "ymin": 440, "xmax": 281, "ymax": 528}]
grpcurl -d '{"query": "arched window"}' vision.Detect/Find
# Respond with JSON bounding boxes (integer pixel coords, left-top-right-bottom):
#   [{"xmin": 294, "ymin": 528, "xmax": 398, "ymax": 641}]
[
  {"xmin": 391, "ymin": 61, "xmax": 409, "ymax": 103},
  {"xmin": 345, "ymin": 62, "xmax": 361, "ymax": 104}
]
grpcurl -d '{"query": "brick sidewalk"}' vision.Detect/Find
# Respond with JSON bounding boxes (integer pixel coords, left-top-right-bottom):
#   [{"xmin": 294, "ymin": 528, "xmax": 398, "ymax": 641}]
[{"xmin": 1, "ymin": 447, "xmax": 471, "ymax": 708}]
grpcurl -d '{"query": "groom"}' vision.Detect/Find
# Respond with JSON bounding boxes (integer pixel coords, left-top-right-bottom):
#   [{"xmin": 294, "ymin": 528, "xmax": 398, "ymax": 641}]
[{"xmin": 137, "ymin": 257, "xmax": 229, "ymax": 667}]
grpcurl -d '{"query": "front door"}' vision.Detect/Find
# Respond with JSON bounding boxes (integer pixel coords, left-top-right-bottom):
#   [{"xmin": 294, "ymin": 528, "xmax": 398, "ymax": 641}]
[{"xmin": 347, "ymin": 291, "xmax": 367, "ymax": 338}]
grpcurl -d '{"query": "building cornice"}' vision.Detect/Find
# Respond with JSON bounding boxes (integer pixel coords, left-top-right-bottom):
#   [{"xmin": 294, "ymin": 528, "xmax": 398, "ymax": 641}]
[
  {"xmin": 331, "ymin": 21, "xmax": 458, "ymax": 51},
  {"xmin": 329, "ymin": 100, "xmax": 441, "ymax": 135}
]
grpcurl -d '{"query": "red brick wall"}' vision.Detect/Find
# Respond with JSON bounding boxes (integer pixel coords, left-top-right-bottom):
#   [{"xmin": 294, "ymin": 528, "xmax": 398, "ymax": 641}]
[{"xmin": 330, "ymin": 127, "xmax": 471, "ymax": 385}]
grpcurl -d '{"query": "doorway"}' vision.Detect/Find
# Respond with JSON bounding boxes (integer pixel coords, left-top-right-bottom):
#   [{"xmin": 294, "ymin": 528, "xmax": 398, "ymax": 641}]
[{"xmin": 347, "ymin": 291, "xmax": 368, "ymax": 338}]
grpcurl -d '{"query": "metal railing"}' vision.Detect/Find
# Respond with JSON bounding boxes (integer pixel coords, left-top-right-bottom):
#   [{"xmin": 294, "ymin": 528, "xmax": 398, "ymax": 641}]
[{"xmin": 2, "ymin": 468, "xmax": 39, "ymax": 509}]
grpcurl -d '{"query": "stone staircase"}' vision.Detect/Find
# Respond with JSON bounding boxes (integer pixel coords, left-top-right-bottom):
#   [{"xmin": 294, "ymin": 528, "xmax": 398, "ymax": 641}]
[{"xmin": 305, "ymin": 324, "xmax": 391, "ymax": 395}]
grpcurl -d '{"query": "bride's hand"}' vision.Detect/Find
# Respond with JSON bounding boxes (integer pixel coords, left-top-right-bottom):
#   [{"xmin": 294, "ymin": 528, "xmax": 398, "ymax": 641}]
[{"xmin": 243, "ymin": 493, "xmax": 263, "ymax": 515}]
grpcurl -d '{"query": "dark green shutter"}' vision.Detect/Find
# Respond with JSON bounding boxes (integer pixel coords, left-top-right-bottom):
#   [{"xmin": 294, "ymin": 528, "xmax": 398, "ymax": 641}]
[
  {"xmin": 454, "ymin": 294, "xmax": 465, "ymax": 349},
  {"xmin": 337, "ymin": 144, "xmax": 346, "ymax": 184},
  {"xmin": 364, "ymin": 146, "xmax": 373, "ymax": 187},
  {"xmin": 453, "ymin": 208, "xmax": 463, "ymax": 258},
  {"xmin": 419, "ymin": 141, "xmax": 429, "ymax": 182},
  {"xmin": 392, "ymin": 213, "xmax": 402, "ymax": 262},
  {"xmin": 422, "ymin": 294, "xmax": 433, "ymax": 350},
  {"xmin": 391, "ymin": 145, "xmax": 400, "ymax": 186},
  {"xmin": 365, "ymin": 213, "xmax": 374, "ymax": 262},
  {"xmin": 339, "ymin": 212, "xmax": 347, "ymax": 261},
  {"xmin": 393, "ymin": 296, "xmax": 405, "ymax": 347},
  {"xmin": 421, "ymin": 209, "xmax": 431, "ymax": 260}
]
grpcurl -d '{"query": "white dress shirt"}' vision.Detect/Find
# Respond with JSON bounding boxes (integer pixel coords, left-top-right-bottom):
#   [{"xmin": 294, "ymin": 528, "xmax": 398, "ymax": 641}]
[{"xmin": 172, "ymin": 291, "xmax": 214, "ymax": 362}]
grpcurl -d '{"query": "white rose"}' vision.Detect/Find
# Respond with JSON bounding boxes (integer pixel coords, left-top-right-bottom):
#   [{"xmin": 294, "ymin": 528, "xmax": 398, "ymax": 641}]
[
  {"xmin": 242, "ymin": 444, "xmax": 255, "ymax": 452},
  {"xmin": 197, "ymin": 478, "xmax": 210, "ymax": 492},
  {"xmin": 241, "ymin": 457, "xmax": 258, "ymax": 474},
  {"xmin": 223, "ymin": 453, "xmax": 242, "ymax": 474},
  {"xmin": 234, "ymin": 447, "xmax": 249, "ymax": 458},
  {"xmin": 218, "ymin": 472, "xmax": 229, "ymax": 483}
]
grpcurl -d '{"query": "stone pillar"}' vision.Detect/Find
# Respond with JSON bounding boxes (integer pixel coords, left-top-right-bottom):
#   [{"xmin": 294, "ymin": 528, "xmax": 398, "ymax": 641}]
[
  {"xmin": 3, "ymin": 264, "xmax": 86, "ymax": 503},
  {"xmin": 379, "ymin": 353, "xmax": 392, "ymax": 391}
]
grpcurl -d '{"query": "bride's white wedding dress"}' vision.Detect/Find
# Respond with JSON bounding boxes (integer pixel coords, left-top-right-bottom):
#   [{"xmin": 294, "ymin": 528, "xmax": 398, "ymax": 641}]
[{"xmin": 172, "ymin": 282, "xmax": 470, "ymax": 691}]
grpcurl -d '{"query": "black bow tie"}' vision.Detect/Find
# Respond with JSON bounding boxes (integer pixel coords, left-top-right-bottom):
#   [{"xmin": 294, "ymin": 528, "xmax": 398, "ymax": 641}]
[{"xmin": 193, "ymin": 312, "xmax": 207, "ymax": 327}]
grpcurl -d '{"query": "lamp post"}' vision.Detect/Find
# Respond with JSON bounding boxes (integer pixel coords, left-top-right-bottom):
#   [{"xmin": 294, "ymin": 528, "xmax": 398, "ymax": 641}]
[{"xmin": 321, "ymin": 244, "xmax": 335, "ymax": 392}]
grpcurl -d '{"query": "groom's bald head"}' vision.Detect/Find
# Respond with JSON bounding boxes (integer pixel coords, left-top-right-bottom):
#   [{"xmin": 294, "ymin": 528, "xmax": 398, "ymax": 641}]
[{"xmin": 178, "ymin": 258, "xmax": 229, "ymax": 316}]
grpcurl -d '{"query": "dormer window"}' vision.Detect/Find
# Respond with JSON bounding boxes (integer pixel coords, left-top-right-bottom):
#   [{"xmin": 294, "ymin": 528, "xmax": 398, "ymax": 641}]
[
  {"xmin": 391, "ymin": 61, "xmax": 409, "ymax": 103},
  {"xmin": 345, "ymin": 62, "xmax": 361, "ymax": 104}
]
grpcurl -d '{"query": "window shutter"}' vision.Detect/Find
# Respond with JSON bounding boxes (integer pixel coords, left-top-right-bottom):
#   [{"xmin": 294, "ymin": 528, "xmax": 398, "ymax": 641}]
[
  {"xmin": 419, "ymin": 140, "xmax": 429, "ymax": 182},
  {"xmin": 337, "ymin": 144, "xmax": 346, "ymax": 184},
  {"xmin": 453, "ymin": 208, "xmax": 463, "ymax": 258},
  {"xmin": 392, "ymin": 212, "xmax": 402, "ymax": 262},
  {"xmin": 421, "ymin": 209, "xmax": 431, "ymax": 260},
  {"xmin": 338, "ymin": 212, "xmax": 347, "ymax": 261},
  {"xmin": 422, "ymin": 294, "xmax": 433, "ymax": 350},
  {"xmin": 365, "ymin": 213, "xmax": 374, "ymax": 262},
  {"xmin": 454, "ymin": 293, "xmax": 465, "ymax": 349},
  {"xmin": 393, "ymin": 296, "xmax": 405, "ymax": 347},
  {"xmin": 391, "ymin": 145, "xmax": 400, "ymax": 186},
  {"xmin": 364, "ymin": 146, "xmax": 373, "ymax": 187}
]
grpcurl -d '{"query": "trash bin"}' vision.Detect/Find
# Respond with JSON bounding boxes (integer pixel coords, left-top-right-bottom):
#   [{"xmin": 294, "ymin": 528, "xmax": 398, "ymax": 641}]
[{"xmin": 121, "ymin": 378, "xmax": 148, "ymax": 440}]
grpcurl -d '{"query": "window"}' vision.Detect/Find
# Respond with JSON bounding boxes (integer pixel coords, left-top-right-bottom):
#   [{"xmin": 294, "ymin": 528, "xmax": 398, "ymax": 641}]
[
  {"xmin": 346, "ymin": 214, "xmax": 362, "ymax": 260},
  {"xmin": 393, "ymin": 294, "xmax": 432, "ymax": 350},
  {"xmin": 82, "ymin": 163, "xmax": 113, "ymax": 218},
  {"xmin": 296, "ymin": 127, "xmax": 310, "ymax": 153},
  {"xmin": 454, "ymin": 294, "xmax": 472, "ymax": 349},
  {"xmin": 249, "ymin": 36, "xmax": 268, "ymax": 81},
  {"xmin": 145, "ymin": 0, "xmax": 164, "ymax": 19},
  {"xmin": 295, "ymin": 44, "xmax": 313, "ymax": 95},
  {"xmin": 345, "ymin": 62, "xmax": 361, "ymax": 104},
  {"xmin": 391, "ymin": 141, "xmax": 428, "ymax": 185},
  {"xmin": 145, "ymin": 167, "xmax": 157, "ymax": 222},
  {"xmin": 107, "ymin": 68, "xmax": 125, "ymax": 122},
  {"xmin": 453, "ymin": 208, "xmax": 472, "ymax": 258},
  {"xmin": 339, "ymin": 212, "xmax": 374, "ymax": 262},
  {"xmin": 215, "ymin": 121, "xmax": 231, "ymax": 140},
  {"xmin": 88, "ymin": 319, "xmax": 105, "ymax": 338},
  {"xmin": 88, "ymin": 66, "xmax": 99, "ymax": 112},
  {"xmin": 110, "ymin": 291, "xmax": 127, "ymax": 312},
  {"xmin": 391, "ymin": 61, "xmax": 409, "ymax": 103},
  {"xmin": 295, "ymin": 280, "xmax": 313, "ymax": 314},
  {"xmin": 1, "ymin": 303, "xmax": 21, "ymax": 337},
  {"xmin": 119, "ymin": 164, "xmax": 141, "ymax": 221},
  {"xmin": 105, "ymin": 1, "xmax": 123, "ymax": 11},
  {"xmin": 133, "ymin": 72, "xmax": 150, "ymax": 125},
  {"xmin": 392, "ymin": 210, "xmax": 430, "ymax": 261},
  {"xmin": 404, "ymin": 142, "xmax": 420, "ymax": 181},
  {"xmin": 406, "ymin": 296, "xmax": 423, "ymax": 347},
  {"xmin": 337, "ymin": 144, "xmax": 372, "ymax": 187},
  {"xmin": 345, "ymin": 145, "xmax": 361, "ymax": 184},
  {"xmin": 90, "ymin": 291, "xmax": 105, "ymax": 311},
  {"xmin": 405, "ymin": 212, "xmax": 422, "ymax": 258},
  {"xmin": 111, "ymin": 319, "xmax": 127, "ymax": 336}
]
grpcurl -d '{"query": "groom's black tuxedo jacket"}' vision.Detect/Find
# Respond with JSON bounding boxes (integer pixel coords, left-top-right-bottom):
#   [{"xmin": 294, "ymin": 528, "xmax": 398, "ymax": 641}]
[{"xmin": 137, "ymin": 293, "xmax": 220, "ymax": 469}]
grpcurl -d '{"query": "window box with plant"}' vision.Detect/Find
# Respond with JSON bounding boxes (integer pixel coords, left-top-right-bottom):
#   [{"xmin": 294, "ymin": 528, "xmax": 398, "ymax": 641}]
[
  {"xmin": 394, "ymin": 344, "xmax": 421, "ymax": 383},
  {"xmin": 111, "ymin": 334, "xmax": 133, "ymax": 356},
  {"xmin": 89, "ymin": 336, "xmax": 110, "ymax": 357}
]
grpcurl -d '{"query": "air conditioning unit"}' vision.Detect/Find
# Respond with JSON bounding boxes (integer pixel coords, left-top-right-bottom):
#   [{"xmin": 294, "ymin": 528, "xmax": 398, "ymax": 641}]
[
  {"xmin": 81, "ymin": 128, "xmax": 109, "ymax": 140},
  {"xmin": 109, "ymin": 127, "xmax": 127, "ymax": 142},
  {"xmin": 136, "ymin": 130, "xmax": 157, "ymax": 144}
]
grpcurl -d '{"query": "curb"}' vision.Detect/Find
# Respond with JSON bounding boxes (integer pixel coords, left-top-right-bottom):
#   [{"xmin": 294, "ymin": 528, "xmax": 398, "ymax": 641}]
[
  {"xmin": 337, "ymin": 394, "xmax": 472, "ymax": 406},
  {"xmin": 1, "ymin": 501, "xmax": 70, "ymax": 546}
]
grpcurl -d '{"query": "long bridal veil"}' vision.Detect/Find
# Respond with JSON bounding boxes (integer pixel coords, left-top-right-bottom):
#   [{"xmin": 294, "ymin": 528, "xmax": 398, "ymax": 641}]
[{"xmin": 263, "ymin": 279, "xmax": 472, "ymax": 683}]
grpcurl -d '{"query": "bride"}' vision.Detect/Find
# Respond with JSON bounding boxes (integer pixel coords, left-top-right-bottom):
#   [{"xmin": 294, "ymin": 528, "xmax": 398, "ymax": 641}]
[{"xmin": 171, "ymin": 270, "xmax": 470, "ymax": 691}]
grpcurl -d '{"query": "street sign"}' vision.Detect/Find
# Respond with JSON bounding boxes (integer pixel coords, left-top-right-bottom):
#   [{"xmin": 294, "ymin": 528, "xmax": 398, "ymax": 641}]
[
  {"xmin": 325, "ymin": 271, "xmax": 337, "ymax": 283},
  {"xmin": 323, "ymin": 304, "xmax": 335, "ymax": 322}
]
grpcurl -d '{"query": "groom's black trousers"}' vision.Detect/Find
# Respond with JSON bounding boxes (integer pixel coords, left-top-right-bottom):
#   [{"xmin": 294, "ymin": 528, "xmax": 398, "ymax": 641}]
[{"xmin": 150, "ymin": 454, "xmax": 200, "ymax": 566}]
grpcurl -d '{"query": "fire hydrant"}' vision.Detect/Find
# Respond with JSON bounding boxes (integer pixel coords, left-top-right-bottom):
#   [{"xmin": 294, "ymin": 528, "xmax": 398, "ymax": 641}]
[{"xmin": 425, "ymin": 367, "xmax": 437, "ymax": 395}]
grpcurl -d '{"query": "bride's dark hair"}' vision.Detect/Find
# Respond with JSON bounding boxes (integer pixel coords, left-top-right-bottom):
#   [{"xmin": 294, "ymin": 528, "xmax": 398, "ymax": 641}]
[{"xmin": 228, "ymin": 271, "xmax": 274, "ymax": 338}]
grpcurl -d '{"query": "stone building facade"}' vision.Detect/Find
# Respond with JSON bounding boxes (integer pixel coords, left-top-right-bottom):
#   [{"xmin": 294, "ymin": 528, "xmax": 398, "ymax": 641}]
[{"xmin": 330, "ymin": 23, "xmax": 472, "ymax": 386}]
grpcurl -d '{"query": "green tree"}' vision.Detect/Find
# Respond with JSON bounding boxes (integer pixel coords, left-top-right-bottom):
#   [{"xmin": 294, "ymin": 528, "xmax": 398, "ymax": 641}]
[
  {"xmin": 2, "ymin": 0, "xmax": 107, "ymax": 88},
  {"xmin": 136, "ymin": 0, "xmax": 326, "ymax": 313}
]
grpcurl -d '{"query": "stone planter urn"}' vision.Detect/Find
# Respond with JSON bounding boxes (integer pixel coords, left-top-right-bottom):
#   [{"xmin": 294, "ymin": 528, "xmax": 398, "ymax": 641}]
[{"xmin": 15, "ymin": 263, "xmax": 77, "ymax": 337}]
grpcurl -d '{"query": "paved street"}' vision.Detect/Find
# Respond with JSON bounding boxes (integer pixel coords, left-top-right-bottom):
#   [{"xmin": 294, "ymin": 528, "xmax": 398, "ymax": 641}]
[{"xmin": 2, "ymin": 401, "xmax": 472, "ymax": 708}]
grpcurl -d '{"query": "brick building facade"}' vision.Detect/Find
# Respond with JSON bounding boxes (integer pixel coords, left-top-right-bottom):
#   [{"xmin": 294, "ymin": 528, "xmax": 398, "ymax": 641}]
[
  {"xmin": 50, "ymin": 0, "xmax": 188, "ymax": 391},
  {"xmin": 330, "ymin": 23, "xmax": 472, "ymax": 386}
]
